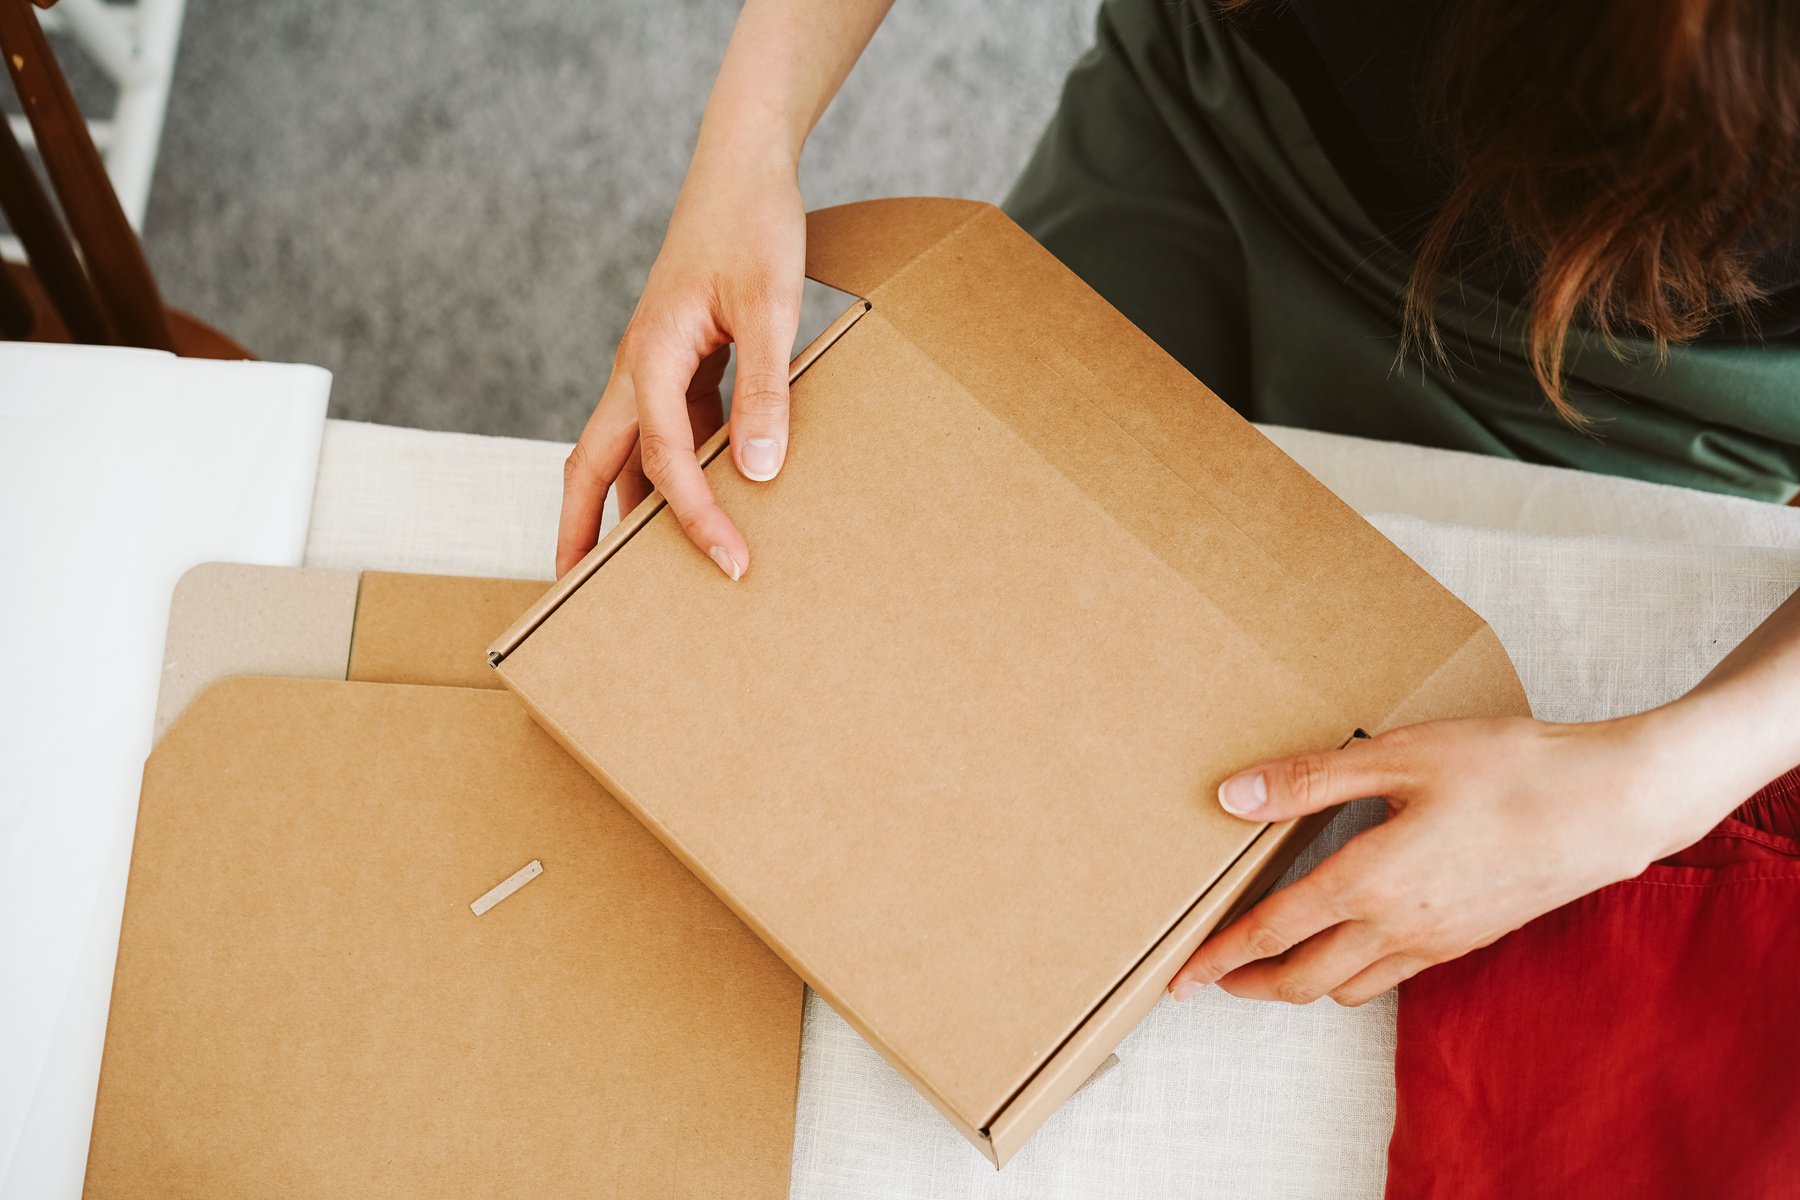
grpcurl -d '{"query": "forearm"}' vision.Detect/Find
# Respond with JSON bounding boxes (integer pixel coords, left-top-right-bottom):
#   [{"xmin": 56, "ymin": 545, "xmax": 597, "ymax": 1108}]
[
  {"xmin": 695, "ymin": 0, "xmax": 895, "ymax": 170},
  {"xmin": 1685, "ymin": 586, "xmax": 1800, "ymax": 776},
  {"xmin": 1642, "ymin": 585, "xmax": 1800, "ymax": 835}
]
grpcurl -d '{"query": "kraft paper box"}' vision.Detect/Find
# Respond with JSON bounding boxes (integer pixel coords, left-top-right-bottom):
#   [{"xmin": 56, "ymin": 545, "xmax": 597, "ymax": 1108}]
[
  {"xmin": 86, "ymin": 566, "xmax": 804, "ymax": 1198},
  {"xmin": 489, "ymin": 198, "xmax": 1529, "ymax": 1165}
]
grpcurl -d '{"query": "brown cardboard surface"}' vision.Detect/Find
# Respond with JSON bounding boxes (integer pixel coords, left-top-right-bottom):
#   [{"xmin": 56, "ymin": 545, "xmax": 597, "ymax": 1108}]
[
  {"xmin": 154, "ymin": 563, "xmax": 358, "ymax": 741},
  {"xmin": 983, "ymin": 809, "xmax": 1337, "ymax": 1164},
  {"xmin": 103, "ymin": 568, "xmax": 806, "ymax": 1196},
  {"xmin": 348, "ymin": 571, "xmax": 548, "ymax": 690},
  {"xmin": 87, "ymin": 680, "xmax": 802, "ymax": 1198},
  {"xmin": 492, "ymin": 198, "xmax": 1529, "ymax": 1162},
  {"xmin": 154, "ymin": 566, "xmax": 554, "ymax": 735}
]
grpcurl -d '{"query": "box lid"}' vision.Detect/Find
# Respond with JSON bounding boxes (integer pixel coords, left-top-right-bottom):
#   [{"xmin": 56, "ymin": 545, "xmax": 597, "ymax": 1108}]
[{"xmin": 490, "ymin": 198, "xmax": 1525, "ymax": 1156}]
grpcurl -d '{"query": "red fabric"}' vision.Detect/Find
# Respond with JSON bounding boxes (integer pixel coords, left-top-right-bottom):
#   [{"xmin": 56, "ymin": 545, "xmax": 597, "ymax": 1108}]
[{"xmin": 1387, "ymin": 768, "xmax": 1800, "ymax": 1199}]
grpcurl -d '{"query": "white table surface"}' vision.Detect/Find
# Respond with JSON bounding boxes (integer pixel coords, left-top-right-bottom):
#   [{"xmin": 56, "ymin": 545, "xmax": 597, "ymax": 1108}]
[
  {"xmin": 299, "ymin": 417, "xmax": 1800, "ymax": 1199},
  {"xmin": 303, "ymin": 418, "xmax": 1800, "ymax": 583}
]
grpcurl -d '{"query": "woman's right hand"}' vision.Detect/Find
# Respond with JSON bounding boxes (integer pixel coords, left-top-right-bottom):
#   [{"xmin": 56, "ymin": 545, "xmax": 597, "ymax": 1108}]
[
  {"xmin": 554, "ymin": 0, "xmax": 895, "ymax": 579},
  {"xmin": 556, "ymin": 143, "xmax": 806, "ymax": 580}
]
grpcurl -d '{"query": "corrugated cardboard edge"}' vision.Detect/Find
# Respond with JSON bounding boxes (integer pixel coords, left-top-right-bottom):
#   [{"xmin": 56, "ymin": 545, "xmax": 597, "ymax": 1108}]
[{"xmin": 487, "ymin": 297, "xmax": 871, "ymax": 667}]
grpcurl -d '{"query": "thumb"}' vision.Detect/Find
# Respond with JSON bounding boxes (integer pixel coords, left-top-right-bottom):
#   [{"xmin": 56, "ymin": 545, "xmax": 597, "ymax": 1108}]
[
  {"xmin": 1216, "ymin": 733, "xmax": 1409, "ymax": 821},
  {"xmin": 728, "ymin": 309, "xmax": 798, "ymax": 484}
]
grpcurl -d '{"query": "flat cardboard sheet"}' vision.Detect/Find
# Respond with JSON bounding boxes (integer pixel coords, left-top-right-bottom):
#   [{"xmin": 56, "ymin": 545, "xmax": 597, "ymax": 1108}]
[
  {"xmin": 155, "ymin": 564, "xmax": 359, "ymax": 740},
  {"xmin": 492, "ymin": 199, "xmax": 1527, "ymax": 1162},
  {"xmin": 89, "ymin": 681, "xmax": 801, "ymax": 1198},
  {"xmin": 153, "ymin": 566, "xmax": 548, "ymax": 740},
  {"xmin": 88, "ymin": 568, "xmax": 803, "ymax": 1197}
]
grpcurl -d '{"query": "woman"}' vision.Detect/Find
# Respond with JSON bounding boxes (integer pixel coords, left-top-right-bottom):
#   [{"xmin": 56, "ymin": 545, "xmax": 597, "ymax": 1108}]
[{"xmin": 555, "ymin": 0, "xmax": 1800, "ymax": 1012}]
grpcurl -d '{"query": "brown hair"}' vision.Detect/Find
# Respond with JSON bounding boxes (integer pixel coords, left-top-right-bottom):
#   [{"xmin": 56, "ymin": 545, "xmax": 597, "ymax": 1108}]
[{"xmin": 1229, "ymin": 0, "xmax": 1800, "ymax": 416}]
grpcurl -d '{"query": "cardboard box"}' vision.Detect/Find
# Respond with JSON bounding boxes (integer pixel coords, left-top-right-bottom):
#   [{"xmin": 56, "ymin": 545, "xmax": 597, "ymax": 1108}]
[
  {"xmin": 88, "ymin": 567, "xmax": 805, "ymax": 1198},
  {"xmin": 488, "ymin": 198, "xmax": 1529, "ymax": 1165}
]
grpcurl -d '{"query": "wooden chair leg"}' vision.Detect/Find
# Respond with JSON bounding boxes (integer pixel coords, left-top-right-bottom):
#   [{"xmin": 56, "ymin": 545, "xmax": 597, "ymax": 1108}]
[
  {"xmin": 0, "ymin": 253, "xmax": 33, "ymax": 338},
  {"xmin": 0, "ymin": 102, "xmax": 113, "ymax": 342},
  {"xmin": 0, "ymin": 0, "xmax": 173, "ymax": 350}
]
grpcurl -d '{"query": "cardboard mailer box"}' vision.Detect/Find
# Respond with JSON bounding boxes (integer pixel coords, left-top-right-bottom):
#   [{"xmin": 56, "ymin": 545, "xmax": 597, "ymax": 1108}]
[
  {"xmin": 487, "ymin": 198, "xmax": 1529, "ymax": 1165},
  {"xmin": 87, "ymin": 566, "xmax": 805, "ymax": 1198}
]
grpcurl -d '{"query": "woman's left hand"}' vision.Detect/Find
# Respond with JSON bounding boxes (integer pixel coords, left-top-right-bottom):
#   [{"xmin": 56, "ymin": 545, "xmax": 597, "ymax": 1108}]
[{"xmin": 1169, "ymin": 710, "xmax": 1734, "ymax": 1007}]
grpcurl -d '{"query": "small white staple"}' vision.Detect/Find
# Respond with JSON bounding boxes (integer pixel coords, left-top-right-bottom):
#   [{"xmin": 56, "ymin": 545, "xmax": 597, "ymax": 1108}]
[{"xmin": 470, "ymin": 859, "xmax": 543, "ymax": 916}]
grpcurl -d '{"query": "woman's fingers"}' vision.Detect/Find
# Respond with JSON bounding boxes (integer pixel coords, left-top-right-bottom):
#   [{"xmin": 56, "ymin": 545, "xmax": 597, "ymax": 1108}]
[
  {"xmin": 1328, "ymin": 952, "xmax": 1433, "ymax": 1007},
  {"xmin": 1211, "ymin": 920, "xmax": 1389, "ymax": 1006},
  {"xmin": 616, "ymin": 443, "xmax": 650, "ymax": 518},
  {"xmin": 558, "ymin": 321, "xmax": 770, "ymax": 582},
  {"xmin": 687, "ymin": 348, "xmax": 727, "ymax": 447},
  {"xmin": 727, "ymin": 306, "xmax": 798, "ymax": 483},
  {"xmin": 625, "ymin": 356, "xmax": 724, "ymax": 518},
  {"xmin": 1169, "ymin": 737, "xmax": 1406, "ymax": 995},
  {"xmin": 632, "ymin": 338, "xmax": 751, "ymax": 580},
  {"xmin": 1217, "ymin": 729, "xmax": 1419, "ymax": 821},
  {"xmin": 556, "ymin": 375, "xmax": 641, "ymax": 578},
  {"xmin": 594, "ymin": 349, "xmax": 733, "ymax": 541},
  {"xmin": 1170, "ymin": 865, "xmax": 1353, "ymax": 994}
]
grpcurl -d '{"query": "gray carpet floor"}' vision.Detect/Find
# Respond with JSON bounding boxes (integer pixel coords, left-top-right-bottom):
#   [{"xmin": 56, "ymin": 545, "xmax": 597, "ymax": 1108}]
[{"xmin": 131, "ymin": 0, "xmax": 1102, "ymax": 441}]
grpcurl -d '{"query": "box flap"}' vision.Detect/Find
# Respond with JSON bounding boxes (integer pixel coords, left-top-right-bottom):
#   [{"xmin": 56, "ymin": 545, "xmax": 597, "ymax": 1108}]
[
  {"xmin": 157, "ymin": 566, "xmax": 554, "ymax": 738},
  {"xmin": 802, "ymin": 197, "xmax": 989, "ymax": 299},
  {"xmin": 155, "ymin": 563, "xmax": 358, "ymax": 742},
  {"xmin": 348, "ymin": 571, "xmax": 548, "ymax": 690},
  {"xmin": 492, "ymin": 198, "xmax": 1527, "ymax": 1151},
  {"xmin": 802, "ymin": 200, "xmax": 1500, "ymax": 717},
  {"xmin": 88, "ymin": 679, "xmax": 802, "ymax": 1198}
]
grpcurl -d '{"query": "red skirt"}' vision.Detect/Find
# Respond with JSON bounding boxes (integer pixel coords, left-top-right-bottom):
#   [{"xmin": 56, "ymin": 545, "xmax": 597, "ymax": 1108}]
[{"xmin": 1388, "ymin": 768, "xmax": 1800, "ymax": 1198}]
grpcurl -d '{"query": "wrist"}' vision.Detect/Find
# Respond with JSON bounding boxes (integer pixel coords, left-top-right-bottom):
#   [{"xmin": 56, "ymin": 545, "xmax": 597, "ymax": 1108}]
[
  {"xmin": 694, "ymin": 100, "xmax": 806, "ymax": 179},
  {"xmin": 1622, "ymin": 693, "xmax": 1786, "ymax": 852}
]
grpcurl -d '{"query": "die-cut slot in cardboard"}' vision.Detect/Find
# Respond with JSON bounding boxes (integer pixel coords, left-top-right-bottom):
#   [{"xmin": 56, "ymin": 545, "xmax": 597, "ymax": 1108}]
[
  {"xmin": 489, "ymin": 198, "xmax": 1529, "ymax": 1165},
  {"xmin": 91, "ymin": 566, "xmax": 804, "ymax": 1198}
]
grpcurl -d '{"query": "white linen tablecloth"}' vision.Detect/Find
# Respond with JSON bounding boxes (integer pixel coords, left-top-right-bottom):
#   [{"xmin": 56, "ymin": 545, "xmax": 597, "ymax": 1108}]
[
  {"xmin": 301, "ymin": 417, "xmax": 1800, "ymax": 1198},
  {"xmin": 304, "ymin": 419, "xmax": 1800, "ymax": 582}
]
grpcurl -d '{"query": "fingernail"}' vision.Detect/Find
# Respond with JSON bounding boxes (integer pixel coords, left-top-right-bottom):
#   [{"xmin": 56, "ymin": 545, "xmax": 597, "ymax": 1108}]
[
  {"xmin": 740, "ymin": 437, "xmax": 783, "ymax": 482},
  {"xmin": 1218, "ymin": 772, "xmax": 1267, "ymax": 816},
  {"xmin": 1170, "ymin": 981, "xmax": 1204, "ymax": 1002},
  {"xmin": 707, "ymin": 545, "xmax": 743, "ymax": 582}
]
